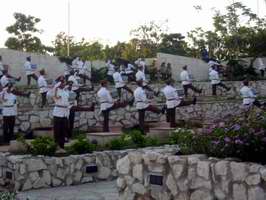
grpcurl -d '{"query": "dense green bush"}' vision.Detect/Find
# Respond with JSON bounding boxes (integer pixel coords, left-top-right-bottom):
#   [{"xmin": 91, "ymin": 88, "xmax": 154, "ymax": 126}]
[
  {"xmin": 66, "ymin": 136, "xmax": 96, "ymax": 154},
  {"xmin": 171, "ymin": 109, "xmax": 266, "ymax": 164},
  {"xmin": 108, "ymin": 130, "xmax": 160, "ymax": 150},
  {"xmin": 0, "ymin": 192, "xmax": 16, "ymax": 200},
  {"xmin": 30, "ymin": 136, "xmax": 57, "ymax": 156}
]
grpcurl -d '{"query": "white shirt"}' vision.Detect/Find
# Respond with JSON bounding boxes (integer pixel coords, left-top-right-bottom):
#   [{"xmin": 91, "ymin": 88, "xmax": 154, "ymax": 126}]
[
  {"xmin": 125, "ymin": 64, "xmax": 134, "ymax": 74},
  {"xmin": 0, "ymin": 75, "xmax": 9, "ymax": 88},
  {"xmin": 68, "ymin": 75, "xmax": 79, "ymax": 91},
  {"xmin": 106, "ymin": 63, "xmax": 115, "ymax": 76},
  {"xmin": 258, "ymin": 58, "xmax": 265, "ymax": 70},
  {"xmin": 162, "ymin": 85, "xmax": 181, "ymax": 109},
  {"xmin": 135, "ymin": 70, "xmax": 147, "ymax": 86},
  {"xmin": 113, "ymin": 72, "xmax": 125, "ymax": 88},
  {"xmin": 134, "ymin": 86, "xmax": 149, "ymax": 110},
  {"xmin": 24, "ymin": 61, "xmax": 34, "ymax": 75},
  {"xmin": 38, "ymin": 75, "xmax": 48, "ymax": 94},
  {"xmin": 53, "ymin": 88, "xmax": 70, "ymax": 118},
  {"xmin": 72, "ymin": 58, "xmax": 79, "ymax": 69},
  {"xmin": 1, "ymin": 90, "xmax": 17, "ymax": 116},
  {"xmin": 97, "ymin": 87, "xmax": 114, "ymax": 111},
  {"xmin": 209, "ymin": 69, "xmax": 220, "ymax": 84},
  {"xmin": 240, "ymin": 86, "xmax": 256, "ymax": 105},
  {"xmin": 180, "ymin": 70, "xmax": 191, "ymax": 85},
  {"xmin": 208, "ymin": 60, "xmax": 219, "ymax": 68},
  {"xmin": 77, "ymin": 60, "xmax": 84, "ymax": 72}
]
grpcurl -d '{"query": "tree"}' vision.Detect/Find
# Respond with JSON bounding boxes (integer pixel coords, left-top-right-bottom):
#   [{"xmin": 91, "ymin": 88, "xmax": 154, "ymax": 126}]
[{"xmin": 5, "ymin": 13, "xmax": 51, "ymax": 53}]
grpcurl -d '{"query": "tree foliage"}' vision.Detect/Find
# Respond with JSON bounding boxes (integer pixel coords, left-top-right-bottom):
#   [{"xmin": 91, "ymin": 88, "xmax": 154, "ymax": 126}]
[{"xmin": 5, "ymin": 13, "xmax": 52, "ymax": 53}]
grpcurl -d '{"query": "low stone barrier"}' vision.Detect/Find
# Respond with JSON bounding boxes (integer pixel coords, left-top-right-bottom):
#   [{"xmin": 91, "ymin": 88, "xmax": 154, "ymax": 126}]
[
  {"xmin": 0, "ymin": 145, "xmax": 178, "ymax": 191},
  {"xmin": 117, "ymin": 152, "xmax": 266, "ymax": 200}
]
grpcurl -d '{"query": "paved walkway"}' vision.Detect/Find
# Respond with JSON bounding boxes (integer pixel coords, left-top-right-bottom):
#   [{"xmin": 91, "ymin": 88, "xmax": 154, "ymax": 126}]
[{"xmin": 16, "ymin": 181, "xmax": 119, "ymax": 200}]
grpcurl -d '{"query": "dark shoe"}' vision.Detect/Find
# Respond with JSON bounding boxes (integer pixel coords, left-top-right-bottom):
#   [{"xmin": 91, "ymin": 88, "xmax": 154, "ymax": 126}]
[
  {"xmin": 193, "ymin": 96, "xmax": 197, "ymax": 105},
  {"xmin": 27, "ymin": 92, "xmax": 31, "ymax": 98},
  {"xmin": 161, "ymin": 105, "xmax": 167, "ymax": 114}
]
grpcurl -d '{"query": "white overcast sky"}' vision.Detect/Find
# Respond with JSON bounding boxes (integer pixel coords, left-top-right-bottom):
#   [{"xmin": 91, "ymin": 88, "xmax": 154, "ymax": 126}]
[{"xmin": 0, "ymin": 0, "xmax": 265, "ymax": 47}]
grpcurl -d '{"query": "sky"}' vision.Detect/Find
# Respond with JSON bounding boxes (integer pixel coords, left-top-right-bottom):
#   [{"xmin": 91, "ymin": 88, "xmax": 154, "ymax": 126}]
[{"xmin": 0, "ymin": 0, "xmax": 264, "ymax": 47}]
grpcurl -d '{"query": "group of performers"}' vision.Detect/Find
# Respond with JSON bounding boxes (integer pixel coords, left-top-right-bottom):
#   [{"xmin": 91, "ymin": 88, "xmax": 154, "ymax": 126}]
[{"xmin": 0, "ymin": 55, "xmax": 264, "ymax": 151}]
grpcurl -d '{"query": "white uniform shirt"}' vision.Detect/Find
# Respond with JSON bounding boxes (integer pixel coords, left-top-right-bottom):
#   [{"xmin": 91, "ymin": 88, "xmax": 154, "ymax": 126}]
[
  {"xmin": 72, "ymin": 58, "xmax": 79, "ymax": 69},
  {"xmin": 125, "ymin": 64, "xmax": 134, "ymax": 74},
  {"xmin": 113, "ymin": 72, "xmax": 125, "ymax": 88},
  {"xmin": 240, "ymin": 86, "xmax": 256, "ymax": 105},
  {"xmin": 135, "ymin": 70, "xmax": 147, "ymax": 86},
  {"xmin": 1, "ymin": 90, "xmax": 17, "ymax": 116},
  {"xmin": 0, "ymin": 75, "xmax": 9, "ymax": 88},
  {"xmin": 38, "ymin": 75, "xmax": 48, "ymax": 94},
  {"xmin": 24, "ymin": 61, "xmax": 34, "ymax": 75},
  {"xmin": 134, "ymin": 87, "xmax": 149, "ymax": 110},
  {"xmin": 53, "ymin": 88, "xmax": 70, "ymax": 118},
  {"xmin": 162, "ymin": 85, "xmax": 181, "ymax": 109},
  {"xmin": 77, "ymin": 60, "xmax": 84, "ymax": 73},
  {"xmin": 97, "ymin": 87, "xmax": 114, "ymax": 111},
  {"xmin": 68, "ymin": 75, "xmax": 79, "ymax": 91},
  {"xmin": 180, "ymin": 70, "xmax": 191, "ymax": 85},
  {"xmin": 258, "ymin": 58, "xmax": 265, "ymax": 70},
  {"xmin": 106, "ymin": 63, "xmax": 115, "ymax": 76},
  {"xmin": 209, "ymin": 69, "xmax": 220, "ymax": 84}
]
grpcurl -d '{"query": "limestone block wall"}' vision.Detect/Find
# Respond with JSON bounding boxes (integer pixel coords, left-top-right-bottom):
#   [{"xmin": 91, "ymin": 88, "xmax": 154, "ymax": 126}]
[
  {"xmin": 117, "ymin": 152, "xmax": 266, "ymax": 200},
  {"xmin": 0, "ymin": 145, "xmax": 178, "ymax": 191}
]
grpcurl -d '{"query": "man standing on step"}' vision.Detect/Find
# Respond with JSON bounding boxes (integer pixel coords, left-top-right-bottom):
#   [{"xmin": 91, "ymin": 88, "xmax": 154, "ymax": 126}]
[
  {"xmin": 24, "ymin": 56, "xmax": 38, "ymax": 86},
  {"xmin": 162, "ymin": 79, "xmax": 197, "ymax": 128},
  {"xmin": 135, "ymin": 65, "xmax": 159, "ymax": 96},
  {"xmin": 113, "ymin": 66, "xmax": 133, "ymax": 100},
  {"xmin": 66, "ymin": 80, "xmax": 95, "ymax": 139},
  {"xmin": 0, "ymin": 82, "xmax": 30, "ymax": 144},
  {"xmin": 134, "ymin": 80, "xmax": 162, "ymax": 134},
  {"xmin": 38, "ymin": 69, "xmax": 49, "ymax": 108},
  {"xmin": 52, "ymin": 80, "xmax": 69, "ymax": 149},
  {"xmin": 97, "ymin": 80, "xmax": 133, "ymax": 132},
  {"xmin": 106, "ymin": 60, "xmax": 115, "ymax": 83},
  {"xmin": 209, "ymin": 65, "xmax": 230, "ymax": 96},
  {"xmin": 180, "ymin": 65, "xmax": 202, "ymax": 97},
  {"xmin": 240, "ymin": 80, "xmax": 261, "ymax": 108}
]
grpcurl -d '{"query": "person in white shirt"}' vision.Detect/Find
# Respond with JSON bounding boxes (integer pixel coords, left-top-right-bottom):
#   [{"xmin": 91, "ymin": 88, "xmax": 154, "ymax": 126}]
[
  {"xmin": 1, "ymin": 83, "xmax": 30, "ymax": 144},
  {"xmin": 135, "ymin": 58, "xmax": 146, "ymax": 73},
  {"xmin": 209, "ymin": 66, "xmax": 230, "ymax": 96},
  {"xmin": 52, "ymin": 80, "xmax": 70, "ymax": 149},
  {"xmin": 180, "ymin": 65, "xmax": 202, "ymax": 97},
  {"xmin": 106, "ymin": 60, "xmax": 115, "ymax": 82},
  {"xmin": 65, "ymin": 80, "xmax": 95, "ymax": 139},
  {"xmin": 240, "ymin": 80, "xmax": 261, "ymax": 107},
  {"xmin": 113, "ymin": 67, "xmax": 133, "ymax": 99},
  {"xmin": 125, "ymin": 63, "xmax": 135, "ymax": 81},
  {"xmin": 257, "ymin": 58, "xmax": 265, "ymax": 77},
  {"xmin": 24, "ymin": 56, "xmax": 38, "ymax": 86},
  {"xmin": 78, "ymin": 60, "xmax": 92, "ymax": 85},
  {"xmin": 97, "ymin": 80, "xmax": 133, "ymax": 132},
  {"xmin": 162, "ymin": 79, "xmax": 197, "ymax": 128},
  {"xmin": 135, "ymin": 65, "xmax": 159, "ymax": 96},
  {"xmin": 134, "ymin": 80, "xmax": 162, "ymax": 134},
  {"xmin": 38, "ymin": 69, "xmax": 49, "ymax": 108},
  {"xmin": 0, "ymin": 70, "xmax": 9, "ymax": 88}
]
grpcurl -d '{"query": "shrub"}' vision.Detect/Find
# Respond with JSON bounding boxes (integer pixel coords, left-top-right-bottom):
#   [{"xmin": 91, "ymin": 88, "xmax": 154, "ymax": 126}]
[
  {"xmin": 66, "ymin": 136, "xmax": 96, "ymax": 154},
  {"xmin": 170, "ymin": 109, "xmax": 266, "ymax": 164},
  {"xmin": 30, "ymin": 136, "xmax": 57, "ymax": 156},
  {"xmin": 0, "ymin": 192, "xmax": 16, "ymax": 200}
]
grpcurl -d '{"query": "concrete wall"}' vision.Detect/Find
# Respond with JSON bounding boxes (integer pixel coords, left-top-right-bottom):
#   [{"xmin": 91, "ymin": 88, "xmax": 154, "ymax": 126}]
[{"xmin": 0, "ymin": 48, "xmax": 105, "ymax": 85}]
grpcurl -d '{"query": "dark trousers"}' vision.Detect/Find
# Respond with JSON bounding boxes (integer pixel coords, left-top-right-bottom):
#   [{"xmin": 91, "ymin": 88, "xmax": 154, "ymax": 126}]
[
  {"xmin": 117, "ymin": 86, "xmax": 133, "ymax": 99},
  {"xmin": 53, "ymin": 116, "xmax": 68, "ymax": 148},
  {"xmin": 212, "ymin": 82, "xmax": 230, "ymax": 96},
  {"xmin": 166, "ymin": 100, "xmax": 195, "ymax": 128},
  {"xmin": 27, "ymin": 74, "xmax": 38, "ymax": 86},
  {"xmin": 260, "ymin": 69, "xmax": 265, "ymax": 77},
  {"xmin": 3, "ymin": 116, "xmax": 16, "ymax": 143},
  {"xmin": 138, "ymin": 105, "xmax": 161, "ymax": 134},
  {"xmin": 78, "ymin": 74, "xmax": 91, "ymax": 85},
  {"xmin": 67, "ymin": 105, "xmax": 94, "ymax": 138},
  {"xmin": 40, "ymin": 92, "xmax": 47, "ymax": 107},
  {"xmin": 183, "ymin": 84, "xmax": 201, "ymax": 97},
  {"xmin": 102, "ymin": 101, "xmax": 128, "ymax": 132}
]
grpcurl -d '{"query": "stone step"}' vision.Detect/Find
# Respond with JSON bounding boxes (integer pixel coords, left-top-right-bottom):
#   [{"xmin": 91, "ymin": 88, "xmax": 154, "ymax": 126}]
[
  {"xmin": 147, "ymin": 126, "xmax": 175, "ymax": 143},
  {"xmin": 86, "ymin": 132, "xmax": 122, "ymax": 146}
]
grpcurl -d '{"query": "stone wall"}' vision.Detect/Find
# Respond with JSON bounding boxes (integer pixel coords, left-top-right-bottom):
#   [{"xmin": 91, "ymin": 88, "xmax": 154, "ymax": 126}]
[
  {"xmin": 0, "ymin": 145, "xmax": 178, "ymax": 191},
  {"xmin": 117, "ymin": 152, "xmax": 266, "ymax": 200},
  {"xmin": 1, "ymin": 80, "xmax": 266, "ymax": 133}
]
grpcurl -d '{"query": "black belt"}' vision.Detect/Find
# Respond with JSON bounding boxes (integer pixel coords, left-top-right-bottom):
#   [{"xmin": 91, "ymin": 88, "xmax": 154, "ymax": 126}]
[
  {"xmin": 167, "ymin": 98, "xmax": 177, "ymax": 101},
  {"xmin": 3, "ymin": 105, "xmax": 15, "ymax": 108},
  {"xmin": 55, "ymin": 105, "xmax": 68, "ymax": 108}
]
